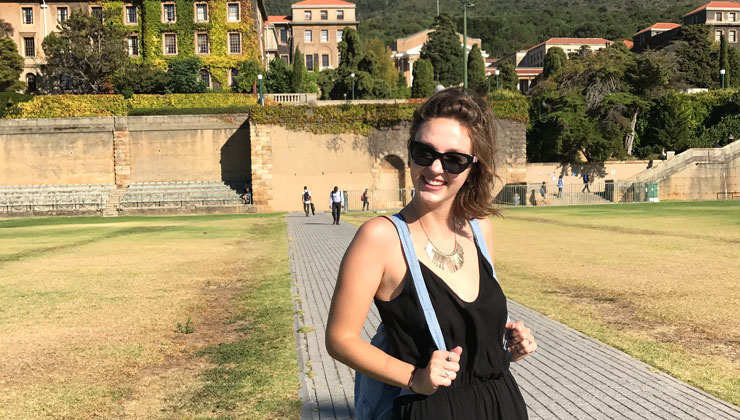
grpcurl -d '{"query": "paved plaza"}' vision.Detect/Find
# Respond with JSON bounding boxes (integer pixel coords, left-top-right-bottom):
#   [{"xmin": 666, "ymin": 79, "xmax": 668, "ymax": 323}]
[{"xmin": 286, "ymin": 212, "xmax": 740, "ymax": 420}]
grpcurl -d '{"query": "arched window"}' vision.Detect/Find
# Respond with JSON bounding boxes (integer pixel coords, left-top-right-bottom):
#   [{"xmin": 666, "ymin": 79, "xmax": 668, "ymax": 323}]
[
  {"xmin": 199, "ymin": 68, "xmax": 210, "ymax": 88},
  {"xmin": 26, "ymin": 73, "xmax": 37, "ymax": 92}
]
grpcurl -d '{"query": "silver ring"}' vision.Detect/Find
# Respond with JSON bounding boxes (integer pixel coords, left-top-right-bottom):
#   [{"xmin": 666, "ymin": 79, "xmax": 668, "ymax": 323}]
[{"xmin": 444, "ymin": 370, "xmax": 451, "ymax": 378}]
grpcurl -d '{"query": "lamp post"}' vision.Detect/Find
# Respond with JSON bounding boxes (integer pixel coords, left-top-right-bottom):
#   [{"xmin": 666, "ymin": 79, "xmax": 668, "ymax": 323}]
[
  {"xmin": 257, "ymin": 74, "xmax": 263, "ymax": 106},
  {"xmin": 487, "ymin": 73, "xmax": 491, "ymax": 92},
  {"xmin": 720, "ymin": 68, "xmax": 726, "ymax": 89},
  {"xmin": 495, "ymin": 69, "xmax": 500, "ymax": 91},
  {"xmin": 350, "ymin": 72, "xmax": 355, "ymax": 100},
  {"xmin": 462, "ymin": 2, "xmax": 474, "ymax": 90}
]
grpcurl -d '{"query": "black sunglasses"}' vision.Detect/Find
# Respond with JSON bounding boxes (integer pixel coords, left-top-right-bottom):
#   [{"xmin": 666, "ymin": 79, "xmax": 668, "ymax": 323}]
[{"xmin": 409, "ymin": 141, "xmax": 478, "ymax": 174}]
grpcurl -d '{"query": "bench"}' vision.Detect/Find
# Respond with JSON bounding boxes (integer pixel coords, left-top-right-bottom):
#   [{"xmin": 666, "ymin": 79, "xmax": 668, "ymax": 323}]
[{"xmin": 717, "ymin": 192, "xmax": 740, "ymax": 199}]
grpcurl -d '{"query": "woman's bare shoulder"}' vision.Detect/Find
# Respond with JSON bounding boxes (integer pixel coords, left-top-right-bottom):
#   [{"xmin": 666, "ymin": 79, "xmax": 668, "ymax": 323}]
[{"xmin": 354, "ymin": 216, "xmax": 399, "ymax": 244}]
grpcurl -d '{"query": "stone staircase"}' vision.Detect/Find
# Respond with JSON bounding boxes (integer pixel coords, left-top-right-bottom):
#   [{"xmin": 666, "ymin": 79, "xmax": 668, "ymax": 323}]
[{"xmin": 103, "ymin": 188, "xmax": 126, "ymax": 217}]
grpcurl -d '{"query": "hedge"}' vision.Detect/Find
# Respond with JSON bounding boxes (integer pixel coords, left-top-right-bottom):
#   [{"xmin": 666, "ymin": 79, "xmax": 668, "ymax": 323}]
[{"xmin": 8, "ymin": 93, "xmax": 258, "ymax": 118}]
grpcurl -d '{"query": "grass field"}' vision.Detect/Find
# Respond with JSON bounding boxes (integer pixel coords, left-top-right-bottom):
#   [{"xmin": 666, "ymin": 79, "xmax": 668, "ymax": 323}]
[
  {"xmin": 342, "ymin": 200, "xmax": 740, "ymax": 406},
  {"xmin": 0, "ymin": 214, "xmax": 300, "ymax": 420}
]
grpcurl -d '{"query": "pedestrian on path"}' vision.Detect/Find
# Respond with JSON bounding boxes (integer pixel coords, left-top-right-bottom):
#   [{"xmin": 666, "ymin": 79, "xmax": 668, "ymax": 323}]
[
  {"xmin": 361, "ymin": 189, "xmax": 370, "ymax": 211},
  {"xmin": 302, "ymin": 186, "xmax": 312, "ymax": 216},
  {"xmin": 581, "ymin": 172, "xmax": 591, "ymax": 193},
  {"xmin": 330, "ymin": 186, "xmax": 343, "ymax": 224},
  {"xmin": 557, "ymin": 175, "xmax": 563, "ymax": 198},
  {"xmin": 326, "ymin": 88, "xmax": 536, "ymax": 420}
]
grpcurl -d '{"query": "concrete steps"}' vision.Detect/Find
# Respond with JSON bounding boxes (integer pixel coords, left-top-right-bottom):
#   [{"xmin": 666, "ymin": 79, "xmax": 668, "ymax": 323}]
[{"xmin": 103, "ymin": 188, "xmax": 126, "ymax": 217}]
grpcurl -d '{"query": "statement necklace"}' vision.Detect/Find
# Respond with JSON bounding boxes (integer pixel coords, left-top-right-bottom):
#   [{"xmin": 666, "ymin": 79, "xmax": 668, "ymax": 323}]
[{"xmin": 416, "ymin": 211, "xmax": 465, "ymax": 273}]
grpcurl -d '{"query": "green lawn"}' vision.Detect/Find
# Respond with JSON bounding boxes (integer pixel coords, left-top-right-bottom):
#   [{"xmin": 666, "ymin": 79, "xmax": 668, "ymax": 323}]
[
  {"xmin": 343, "ymin": 201, "xmax": 740, "ymax": 405},
  {"xmin": 0, "ymin": 214, "xmax": 300, "ymax": 420}
]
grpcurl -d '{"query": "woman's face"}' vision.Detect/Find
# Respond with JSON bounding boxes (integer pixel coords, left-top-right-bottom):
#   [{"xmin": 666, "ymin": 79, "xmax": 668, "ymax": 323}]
[{"xmin": 410, "ymin": 117, "xmax": 473, "ymax": 207}]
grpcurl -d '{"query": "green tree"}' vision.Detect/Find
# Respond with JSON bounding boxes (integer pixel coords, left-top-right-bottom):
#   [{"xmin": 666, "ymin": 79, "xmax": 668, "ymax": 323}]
[
  {"xmin": 467, "ymin": 44, "xmax": 486, "ymax": 93},
  {"xmin": 420, "ymin": 13, "xmax": 463, "ymax": 86},
  {"xmin": 40, "ymin": 9, "xmax": 128, "ymax": 94},
  {"xmin": 411, "ymin": 58, "xmax": 434, "ymax": 98},
  {"xmin": 292, "ymin": 47, "xmax": 305, "ymax": 93},
  {"xmin": 360, "ymin": 38, "xmax": 397, "ymax": 93},
  {"xmin": 498, "ymin": 62, "xmax": 518, "ymax": 90},
  {"xmin": 266, "ymin": 58, "xmax": 292, "ymax": 93},
  {"xmin": 233, "ymin": 59, "xmax": 262, "ymax": 93},
  {"xmin": 673, "ymin": 25, "xmax": 715, "ymax": 88},
  {"xmin": 0, "ymin": 38, "xmax": 24, "ymax": 92},
  {"xmin": 113, "ymin": 62, "xmax": 170, "ymax": 95},
  {"xmin": 338, "ymin": 27, "xmax": 363, "ymax": 71},
  {"xmin": 317, "ymin": 68, "xmax": 338, "ymax": 99},
  {"xmin": 719, "ymin": 34, "xmax": 729, "ymax": 87},
  {"xmin": 728, "ymin": 47, "xmax": 740, "ymax": 88},
  {"xmin": 543, "ymin": 47, "xmax": 567, "ymax": 78},
  {"xmin": 396, "ymin": 72, "xmax": 411, "ymax": 99},
  {"xmin": 168, "ymin": 57, "xmax": 207, "ymax": 93}
]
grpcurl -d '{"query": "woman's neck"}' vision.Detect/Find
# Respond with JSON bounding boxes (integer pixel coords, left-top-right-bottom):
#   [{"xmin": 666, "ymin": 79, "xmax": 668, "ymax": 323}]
[{"xmin": 410, "ymin": 198, "xmax": 455, "ymax": 231}]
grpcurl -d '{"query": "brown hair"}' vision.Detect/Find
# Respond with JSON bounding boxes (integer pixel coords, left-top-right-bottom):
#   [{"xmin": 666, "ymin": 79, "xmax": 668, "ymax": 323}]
[{"xmin": 408, "ymin": 88, "xmax": 499, "ymax": 220}]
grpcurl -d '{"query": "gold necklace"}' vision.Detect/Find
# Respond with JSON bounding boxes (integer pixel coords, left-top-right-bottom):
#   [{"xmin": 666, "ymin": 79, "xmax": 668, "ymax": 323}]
[{"xmin": 414, "ymin": 207, "xmax": 465, "ymax": 273}]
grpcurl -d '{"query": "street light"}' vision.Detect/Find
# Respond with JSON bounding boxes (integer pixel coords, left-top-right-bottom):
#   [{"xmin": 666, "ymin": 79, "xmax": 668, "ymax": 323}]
[
  {"xmin": 257, "ymin": 74, "xmax": 263, "ymax": 106},
  {"xmin": 350, "ymin": 73, "xmax": 355, "ymax": 100},
  {"xmin": 462, "ymin": 2, "xmax": 474, "ymax": 90},
  {"xmin": 720, "ymin": 68, "xmax": 726, "ymax": 89},
  {"xmin": 487, "ymin": 72, "xmax": 491, "ymax": 92},
  {"xmin": 494, "ymin": 69, "xmax": 500, "ymax": 91}
]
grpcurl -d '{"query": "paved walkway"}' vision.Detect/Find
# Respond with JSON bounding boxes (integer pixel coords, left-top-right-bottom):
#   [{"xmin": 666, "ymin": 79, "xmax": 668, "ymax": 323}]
[{"xmin": 287, "ymin": 212, "xmax": 740, "ymax": 420}]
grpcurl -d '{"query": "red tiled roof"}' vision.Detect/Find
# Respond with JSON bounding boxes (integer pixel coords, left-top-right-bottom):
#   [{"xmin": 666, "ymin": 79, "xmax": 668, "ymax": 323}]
[
  {"xmin": 633, "ymin": 22, "xmax": 680, "ymax": 37},
  {"xmin": 292, "ymin": 0, "xmax": 355, "ymax": 6},
  {"xmin": 267, "ymin": 15, "xmax": 291, "ymax": 23},
  {"xmin": 622, "ymin": 40, "xmax": 634, "ymax": 49},
  {"xmin": 546, "ymin": 37, "xmax": 611, "ymax": 45},
  {"xmin": 684, "ymin": 1, "xmax": 740, "ymax": 17}
]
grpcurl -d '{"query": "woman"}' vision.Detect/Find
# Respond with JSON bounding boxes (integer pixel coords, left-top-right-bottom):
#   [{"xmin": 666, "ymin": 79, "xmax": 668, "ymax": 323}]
[{"xmin": 326, "ymin": 88, "xmax": 537, "ymax": 419}]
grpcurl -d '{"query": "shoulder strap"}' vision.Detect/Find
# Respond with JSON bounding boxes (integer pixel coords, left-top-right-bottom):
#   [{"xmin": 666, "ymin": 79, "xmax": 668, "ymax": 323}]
[
  {"xmin": 469, "ymin": 218, "xmax": 512, "ymax": 350},
  {"xmin": 389, "ymin": 213, "xmax": 447, "ymax": 351}
]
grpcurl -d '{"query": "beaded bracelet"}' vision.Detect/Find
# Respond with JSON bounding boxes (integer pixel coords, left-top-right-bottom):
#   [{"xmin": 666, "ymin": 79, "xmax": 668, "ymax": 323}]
[{"xmin": 407, "ymin": 366, "xmax": 419, "ymax": 393}]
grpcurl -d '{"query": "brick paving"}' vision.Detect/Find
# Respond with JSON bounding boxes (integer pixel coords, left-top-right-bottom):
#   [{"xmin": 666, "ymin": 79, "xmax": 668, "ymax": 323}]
[{"xmin": 287, "ymin": 212, "xmax": 740, "ymax": 420}]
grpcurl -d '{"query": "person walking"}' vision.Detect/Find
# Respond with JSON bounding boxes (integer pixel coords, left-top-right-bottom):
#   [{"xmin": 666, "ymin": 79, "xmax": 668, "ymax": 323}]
[
  {"xmin": 330, "ymin": 186, "xmax": 344, "ymax": 224},
  {"xmin": 540, "ymin": 181, "xmax": 547, "ymax": 205},
  {"xmin": 302, "ymin": 186, "xmax": 312, "ymax": 216},
  {"xmin": 581, "ymin": 172, "xmax": 591, "ymax": 193},
  {"xmin": 557, "ymin": 175, "xmax": 564, "ymax": 198},
  {"xmin": 326, "ymin": 88, "xmax": 536, "ymax": 420},
  {"xmin": 361, "ymin": 189, "xmax": 370, "ymax": 211}
]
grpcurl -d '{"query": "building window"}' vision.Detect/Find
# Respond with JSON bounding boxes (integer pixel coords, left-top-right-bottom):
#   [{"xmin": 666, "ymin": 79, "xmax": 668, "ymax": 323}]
[
  {"xmin": 164, "ymin": 33, "xmax": 177, "ymax": 55},
  {"xmin": 731, "ymin": 12, "xmax": 737, "ymax": 22},
  {"xmin": 128, "ymin": 35, "xmax": 139, "ymax": 56},
  {"xmin": 716, "ymin": 30, "xmax": 723, "ymax": 42},
  {"xmin": 195, "ymin": 3, "xmax": 208, "ymax": 22},
  {"xmin": 321, "ymin": 10, "xmax": 328, "ymax": 20},
  {"xmin": 91, "ymin": 6, "xmax": 103, "ymax": 19},
  {"xmin": 197, "ymin": 32, "xmax": 210, "ymax": 54},
  {"xmin": 281, "ymin": 54, "xmax": 289, "ymax": 63},
  {"xmin": 57, "ymin": 7, "xmax": 68, "ymax": 22},
  {"xmin": 26, "ymin": 73, "xmax": 37, "ymax": 92},
  {"xmin": 24, "ymin": 37, "xmax": 35, "ymax": 57},
  {"xmin": 200, "ymin": 69, "xmax": 210, "ymax": 87},
  {"xmin": 280, "ymin": 28, "xmax": 288, "ymax": 43},
  {"xmin": 305, "ymin": 29, "xmax": 312, "ymax": 42},
  {"xmin": 228, "ymin": 3, "xmax": 240, "ymax": 21},
  {"xmin": 322, "ymin": 54, "xmax": 329, "ymax": 68},
  {"xmin": 229, "ymin": 32, "xmax": 241, "ymax": 54},
  {"xmin": 716, "ymin": 12, "xmax": 723, "ymax": 22},
  {"xmin": 22, "ymin": 7, "xmax": 33, "ymax": 24},
  {"xmin": 337, "ymin": 10, "xmax": 344, "ymax": 20},
  {"xmin": 306, "ymin": 54, "xmax": 314, "ymax": 71},
  {"xmin": 163, "ymin": 3, "xmax": 176, "ymax": 22},
  {"xmin": 230, "ymin": 68, "xmax": 239, "ymax": 88},
  {"xmin": 731, "ymin": 31, "xmax": 737, "ymax": 43},
  {"xmin": 304, "ymin": 10, "xmax": 311, "ymax": 20},
  {"xmin": 60, "ymin": 74, "xmax": 72, "ymax": 90},
  {"xmin": 125, "ymin": 6, "xmax": 137, "ymax": 24},
  {"xmin": 337, "ymin": 29, "xmax": 343, "ymax": 42},
  {"xmin": 321, "ymin": 30, "xmax": 328, "ymax": 42}
]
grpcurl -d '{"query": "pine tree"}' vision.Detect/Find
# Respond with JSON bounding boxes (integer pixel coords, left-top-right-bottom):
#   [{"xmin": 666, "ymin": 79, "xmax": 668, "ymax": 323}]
[
  {"xmin": 0, "ymin": 38, "xmax": 24, "ymax": 92},
  {"xmin": 543, "ymin": 47, "xmax": 567, "ymax": 78},
  {"xmin": 266, "ymin": 57, "xmax": 292, "ymax": 93},
  {"xmin": 292, "ymin": 47, "xmax": 305, "ymax": 93},
  {"xmin": 420, "ymin": 13, "xmax": 463, "ymax": 87},
  {"xmin": 411, "ymin": 58, "xmax": 434, "ymax": 98},
  {"xmin": 467, "ymin": 44, "xmax": 486, "ymax": 93},
  {"xmin": 498, "ymin": 62, "xmax": 518, "ymax": 90}
]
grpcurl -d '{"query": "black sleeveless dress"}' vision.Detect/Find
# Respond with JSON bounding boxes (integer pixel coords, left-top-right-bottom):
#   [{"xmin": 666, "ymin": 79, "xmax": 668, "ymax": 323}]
[{"xmin": 374, "ymin": 245, "xmax": 528, "ymax": 420}]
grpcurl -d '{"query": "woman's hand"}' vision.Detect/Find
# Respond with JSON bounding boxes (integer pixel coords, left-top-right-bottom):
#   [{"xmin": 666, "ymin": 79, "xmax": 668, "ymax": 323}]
[
  {"xmin": 410, "ymin": 346, "xmax": 463, "ymax": 395},
  {"xmin": 506, "ymin": 320, "xmax": 537, "ymax": 362}
]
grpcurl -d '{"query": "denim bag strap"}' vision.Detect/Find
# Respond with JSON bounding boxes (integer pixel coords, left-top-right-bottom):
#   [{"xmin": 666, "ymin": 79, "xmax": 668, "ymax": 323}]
[
  {"xmin": 469, "ymin": 218, "xmax": 512, "ymax": 350},
  {"xmin": 389, "ymin": 213, "xmax": 447, "ymax": 351}
]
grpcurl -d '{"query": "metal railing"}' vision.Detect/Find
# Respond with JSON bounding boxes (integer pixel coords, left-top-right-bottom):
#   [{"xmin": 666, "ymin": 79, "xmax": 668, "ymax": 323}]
[
  {"xmin": 494, "ymin": 182, "xmax": 658, "ymax": 207},
  {"xmin": 344, "ymin": 189, "xmax": 412, "ymax": 212}
]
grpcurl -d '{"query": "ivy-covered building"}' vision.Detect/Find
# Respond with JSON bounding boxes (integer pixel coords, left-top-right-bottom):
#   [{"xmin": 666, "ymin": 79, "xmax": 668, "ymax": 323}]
[{"xmin": 0, "ymin": 0, "xmax": 268, "ymax": 90}]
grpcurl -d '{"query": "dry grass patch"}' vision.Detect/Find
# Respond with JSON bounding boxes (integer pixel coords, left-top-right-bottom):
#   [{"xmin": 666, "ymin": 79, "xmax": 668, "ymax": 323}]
[{"xmin": 0, "ymin": 214, "xmax": 300, "ymax": 420}]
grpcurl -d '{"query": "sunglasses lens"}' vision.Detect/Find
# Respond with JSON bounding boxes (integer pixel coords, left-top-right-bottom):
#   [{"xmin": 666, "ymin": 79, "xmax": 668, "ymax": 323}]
[
  {"xmin": 409, "ymin": 142, "xmax": 473, "ymax": 174},
  {"xmin": 442, "ymin": 154, "xmax": 470, "ymax": 174},
  {"xmin": 410, "ymin": 143, "xmax": 436, "ymax": 166}
]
